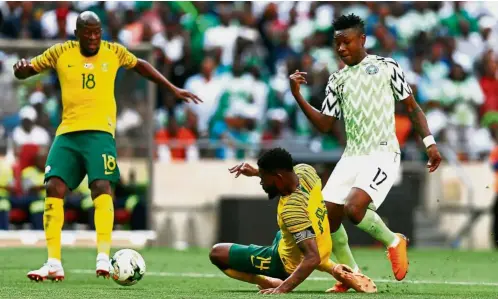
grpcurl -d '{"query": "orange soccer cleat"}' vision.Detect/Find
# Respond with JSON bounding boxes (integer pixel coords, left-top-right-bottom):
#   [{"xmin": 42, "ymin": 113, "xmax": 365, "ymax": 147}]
[
  {"xmin": 387, "ymin": 233, "xmax": 409, "ymax": 281},
  {"xmin": 326, "ymin": 281, "xmax": 350, "ymax": 293},
  {"xmin": 328, "ymin": 264, "xmax": 377, "ymax": 293}
]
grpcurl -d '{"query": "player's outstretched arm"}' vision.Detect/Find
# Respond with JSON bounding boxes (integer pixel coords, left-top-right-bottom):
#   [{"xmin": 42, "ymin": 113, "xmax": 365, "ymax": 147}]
[
  {"xmin": 13, "ymin": 59, "xmax": 39, "ymax": 80},
  {"xmin": 260, "ymin": 236, "xmax": 321, "ymax": 294},
  {"xmin": 133, "ymin": 59, "xmax": 202, "ymax": 104},
  {"xmin": 228, "ymin": 163, "xmax": 259, "ymax": 178},
  {"xmin": 289, "ymin": 70, "xmax": 335, "ymax": 133},
  {"xmin": 403, "ymin": 95, "xmax": 442, "ymax": 172}
]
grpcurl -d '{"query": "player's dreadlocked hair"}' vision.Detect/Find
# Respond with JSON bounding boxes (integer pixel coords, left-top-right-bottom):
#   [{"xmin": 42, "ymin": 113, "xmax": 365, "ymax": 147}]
[
  {"xmin": 257, "ymin": 148, "xmax": 294, "ymax": 173},
  {"xmin": 333, "ymin": 14, "xmax": 365, "ymax": 34}
]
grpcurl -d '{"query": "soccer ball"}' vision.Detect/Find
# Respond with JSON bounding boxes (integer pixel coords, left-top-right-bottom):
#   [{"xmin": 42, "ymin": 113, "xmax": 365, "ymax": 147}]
[{"xmin": 110, "ymin": 249, "xmax": 146, "ymax": 286}]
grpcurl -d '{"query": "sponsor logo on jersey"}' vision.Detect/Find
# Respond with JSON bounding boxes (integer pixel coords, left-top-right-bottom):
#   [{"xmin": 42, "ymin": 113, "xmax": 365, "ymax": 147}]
[{"xmin": 84, "ymin": 63, "xmax": 94, "ymax": 69}]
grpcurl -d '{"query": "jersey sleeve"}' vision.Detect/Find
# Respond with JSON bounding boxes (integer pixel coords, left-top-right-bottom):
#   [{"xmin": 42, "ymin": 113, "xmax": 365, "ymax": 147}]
[
  {"xmin": 112, "ymin": 42, "xmax": 138, "ymax": 69},
  {"xmin": 30, "ymin": 43, "xmax": 64, "ymax": 72},
  {"xmin": 293, "ymin": 164, "xmax": 320, "ymax": 192},
  {"xmin": 281, "ymin": 192, "xmax": 313, "ymax": 234},
  {"xmin": 320, "ymin": 73, "xmax": 342, "ymax": 119},
  {"xmin": 386, "ymin": 58, "xmax": 412, "ymax": 101}
]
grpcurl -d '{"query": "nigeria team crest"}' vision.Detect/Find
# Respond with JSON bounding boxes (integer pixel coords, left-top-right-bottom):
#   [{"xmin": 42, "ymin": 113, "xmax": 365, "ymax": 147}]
[{"xmin": 365, "ymin": 64, "xmax": 379, "ymax": 75}]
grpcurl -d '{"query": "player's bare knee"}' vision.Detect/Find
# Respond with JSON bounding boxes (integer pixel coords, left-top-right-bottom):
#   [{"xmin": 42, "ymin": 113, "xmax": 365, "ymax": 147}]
[
  {"xmin": 90, "ymin": 180, "xmax": 112, "ymax": 199},
  {"xmin": 46, "ymin": 177, "xmax": 67, "ymax": 198},
  {"xmin": 328, "ymin": 216, "xmax": 342, "ymax": 233},
  {"xmin": 325, "ymin": 202, "xmax": 344, "ymax": 233},
  {"xmin": 209, "ymin": 243, "xmax": 230, "ymax": 269},
  {"xmin": 344, "ymin": 202, "xmax": 365, "ymax": 225}
]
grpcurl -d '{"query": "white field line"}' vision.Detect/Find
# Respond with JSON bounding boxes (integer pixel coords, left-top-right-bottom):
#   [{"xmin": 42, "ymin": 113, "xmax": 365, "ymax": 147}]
[{"xmin": 70, "ymin": 269, "xmax": 498, "ymax": 287}]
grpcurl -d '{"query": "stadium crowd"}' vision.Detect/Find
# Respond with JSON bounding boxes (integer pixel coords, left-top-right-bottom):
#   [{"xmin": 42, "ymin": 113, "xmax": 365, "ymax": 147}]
[
  {"xmin": 1, "ymin": 1, "xmax": 498, "ymax": 162},
  {"xmin": 0, "ymin": 1, "xmax": 498, "ymax": 228}
]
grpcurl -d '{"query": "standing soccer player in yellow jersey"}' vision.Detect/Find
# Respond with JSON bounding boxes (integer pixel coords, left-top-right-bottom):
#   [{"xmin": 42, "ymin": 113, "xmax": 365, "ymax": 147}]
[
  {"xmin": 209, "ymin": 148, "xmax": 376, "ymax": 294},
  {"xmin": 13, "ymin": 11, "xmax": 202, "ymax": 282}
]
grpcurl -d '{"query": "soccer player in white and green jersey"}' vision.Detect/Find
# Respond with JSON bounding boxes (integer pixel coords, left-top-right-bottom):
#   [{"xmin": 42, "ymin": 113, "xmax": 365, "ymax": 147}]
[{"xmin": 289, "ymin": 14, "xmax": 442, "ymax": 292}]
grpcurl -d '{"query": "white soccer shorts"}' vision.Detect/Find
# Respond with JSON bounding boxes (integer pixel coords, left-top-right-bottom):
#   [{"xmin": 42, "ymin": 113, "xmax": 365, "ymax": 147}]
[{"xmin": 322, "ymin": 151, "xmax": 401, "ymax": 210}]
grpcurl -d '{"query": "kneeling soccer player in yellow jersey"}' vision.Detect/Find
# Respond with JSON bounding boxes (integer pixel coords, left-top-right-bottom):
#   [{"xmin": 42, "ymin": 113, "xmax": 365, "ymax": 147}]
[
  {"xmin": 13, "ymin": 11, "xmax": 202, "ymax": 282},
  {"xmin": 209, "ymin": 148, "xmax": 377, "ymax": 294}
]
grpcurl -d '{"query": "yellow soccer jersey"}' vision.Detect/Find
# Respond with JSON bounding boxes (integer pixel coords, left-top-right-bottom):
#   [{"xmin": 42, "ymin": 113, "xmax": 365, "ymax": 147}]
[
  {"xmin": 277, "ymin": 164, "xmax": 332, "ymax": 274},
  {"xmin": 30, "ymin": 41, "xmax": 138, "ymax": 137}
]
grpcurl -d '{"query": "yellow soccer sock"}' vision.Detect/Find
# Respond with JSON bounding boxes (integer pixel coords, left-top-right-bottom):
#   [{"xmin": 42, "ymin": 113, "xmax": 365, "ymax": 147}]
[
  {"xmin": 44, "ymin": 197, "xmax": 64, "ymax": 261},
  {"xmin": 94, "ymin": 194, "xmax": 114, "ymax": 256}
]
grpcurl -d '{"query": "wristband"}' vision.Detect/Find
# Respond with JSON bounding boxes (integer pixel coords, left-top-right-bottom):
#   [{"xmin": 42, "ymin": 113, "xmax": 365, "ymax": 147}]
[{"xmin": 423, "ymin": 135, "xmax": 436, "ymax": 148}]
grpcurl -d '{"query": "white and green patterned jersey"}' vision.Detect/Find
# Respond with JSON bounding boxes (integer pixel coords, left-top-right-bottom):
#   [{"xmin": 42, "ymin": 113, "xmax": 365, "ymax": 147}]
[{"xmin": 321, "ymin": 55, "xmax": 412, "ymax": 157}]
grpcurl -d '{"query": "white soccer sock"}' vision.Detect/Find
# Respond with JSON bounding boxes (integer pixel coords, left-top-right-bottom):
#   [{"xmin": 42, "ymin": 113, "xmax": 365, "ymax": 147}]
[
  {"xmin": 389, "ymin": 235, "xmax": 400, "ymax": 248},
  {"xmin": 47, "ymin": 257, "xmax": 62, "ymax": 266},
  {"xmin": 97, "ymin": 252, "xmax": 109, "ymax": 261}
]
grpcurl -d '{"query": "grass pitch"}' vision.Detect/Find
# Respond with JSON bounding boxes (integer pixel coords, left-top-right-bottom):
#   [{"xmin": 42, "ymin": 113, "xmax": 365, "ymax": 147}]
[{"xmin": 0, "ymin": 247, "xmax": 496, "ymax": 299}]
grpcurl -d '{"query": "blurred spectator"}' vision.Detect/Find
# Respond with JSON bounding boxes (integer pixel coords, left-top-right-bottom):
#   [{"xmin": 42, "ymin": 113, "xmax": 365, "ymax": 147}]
[
  {"xmin": 479, "ymin": 16, "xmax": 498, "ymax": 52},
  {"xmin": 479, "ymin": 51, "xmax": 498, "ymax": 117},
  {"xmin": 152, "ymin": 15, "xmax": 187, "ymax": 67},
  {"xmin": 0, "ymin": 158, "xmax": 14, "ymax": 229},
  {"xmin": 440, "ymin": 2, "xmax": 479, "ymax": 36},
  {"xmin": 65, "ymin": 175, "xmax": 92, "ymax": 228},
  {"xmin": 395, "ymin": 2, "xmax": 439, "ymax": 45},
  {"xmin": 12, "ymin": 106, "xmax": 50, "ymax": 149},
  {"xmin": 203, "ymin": 4, "xmax": 238, "ymax": 67},
  {"xmin": 28, "ymin": 90, "xmax": 51, "ymax": 131},
  {"xmin": 395, "ymin": 102, "xmax": 413, "ymax": 151},
  {"xmin": 422, "ymin": 42, "xmax": 450, "ymax": 84},
  {"xmin": 0, "ymin": 51, "xmax": 19, "ymax": 122},
  {"xmin": 455, "ymin": 19, "xmax": 484, "ymax": 66},
  {"xmin": 440, "ymin": 63, "xmax": 484, "ymax": 159},
  {"xmin": 0, "ymin": 2, "xmax": 42, "ymax": 39},
  {"xmin": 155, "ymin": 112, "xmax": 197, "ymax": 162},
  {"xmin": 262, "ymin": 108, "xmax": 293, "ymax": 147},
  {"xmin": 40, "ymin": 2, "xmax": 78, "ymax": 39},
  {"xmin": 19, "ymin": 148, "xmax": 47, "ymax": 229},
  {"xmin": 210, "ymin": 59, "xmax": 267, "ymax": 131},
  {"xmin": 1, "ymin": 1, "xmax": 498, "ymax": 167},
  {"xmin": 183, "ymin": 55, "xmax": 226, "ymax": 137},
  {"xmin": 211, "ymin": 101, "xmax": 259, "ymax": 160},
  {"xmin": 488, "ymin": 121, "xmax": 498, "ymax": 248}
]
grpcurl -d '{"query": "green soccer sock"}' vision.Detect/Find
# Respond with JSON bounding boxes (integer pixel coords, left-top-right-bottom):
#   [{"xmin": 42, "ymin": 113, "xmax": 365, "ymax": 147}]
[
  {"xmin": 356, "ymin": 209, "xmax": 397, "ymax": 247},
  {"xmin": 331, "ymin": 224, "xmax": 359, "ymax": 272}
]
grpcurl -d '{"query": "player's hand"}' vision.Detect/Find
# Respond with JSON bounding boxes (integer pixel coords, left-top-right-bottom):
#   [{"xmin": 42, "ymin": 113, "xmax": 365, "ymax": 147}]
[
  {"xmin": 289, "ymin": 70, "xmax": 307, "ymax": 96},
  {"xmin": 258, "ymin": 287, "xmax": 288, "ymax": 295},
  {"xmin": 426, "ymin": 144, "xmax": 442, "ymax": 173},
  {"xmin": 173, "ymin": 88, "xmax": 203, "ymax": 104},
  {"xmin": 229, "ymin": 162, "xmax": 259, "ymax": 178},
  {"xmin": 13, "ymin": 58, "xmax": 33, "ymax": 79}
]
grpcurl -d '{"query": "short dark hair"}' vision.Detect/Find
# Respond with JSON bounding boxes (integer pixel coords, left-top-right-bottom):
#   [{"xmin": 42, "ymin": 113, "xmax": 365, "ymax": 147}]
[
  {"xmin": 333, "ymin": 14, "xmax": 365, "ymax": 34},
  {"xmin": 257, "ymin": 148, "xmax": 294, "ymax": 173}
]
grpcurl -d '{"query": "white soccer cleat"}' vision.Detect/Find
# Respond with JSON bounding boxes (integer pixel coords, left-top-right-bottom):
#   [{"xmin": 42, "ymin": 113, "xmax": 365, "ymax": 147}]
[
  {"xmin": 96, "ymin": 254, "xmax": 111, "ymax": 278},
  {"xmin": 27, "ymin": 262, "xmax": 65, "ymax": 282}
]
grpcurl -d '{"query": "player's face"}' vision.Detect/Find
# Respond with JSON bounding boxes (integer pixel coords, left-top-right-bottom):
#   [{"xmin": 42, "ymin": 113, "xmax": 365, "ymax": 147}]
[
  {"xmin": 334, "ymin": 28, "xmax": 366, "ymax": 66},
  {"xmin": 259, "ymin": 170, "xmax": 282, "ymax": 200},
  {"xmin": 77, "ymin": 24, "xmax": 102, "ymax": 55}
]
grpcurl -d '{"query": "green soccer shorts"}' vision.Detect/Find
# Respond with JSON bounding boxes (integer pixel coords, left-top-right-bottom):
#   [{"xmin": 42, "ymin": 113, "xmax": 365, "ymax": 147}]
[
  {"xmin": 45, "ymin": 131, "xmax": 120, "ymax": 190},
  {"xmin": 228, "ymin": 231, "xmax": 289, "ymax": 280}
]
